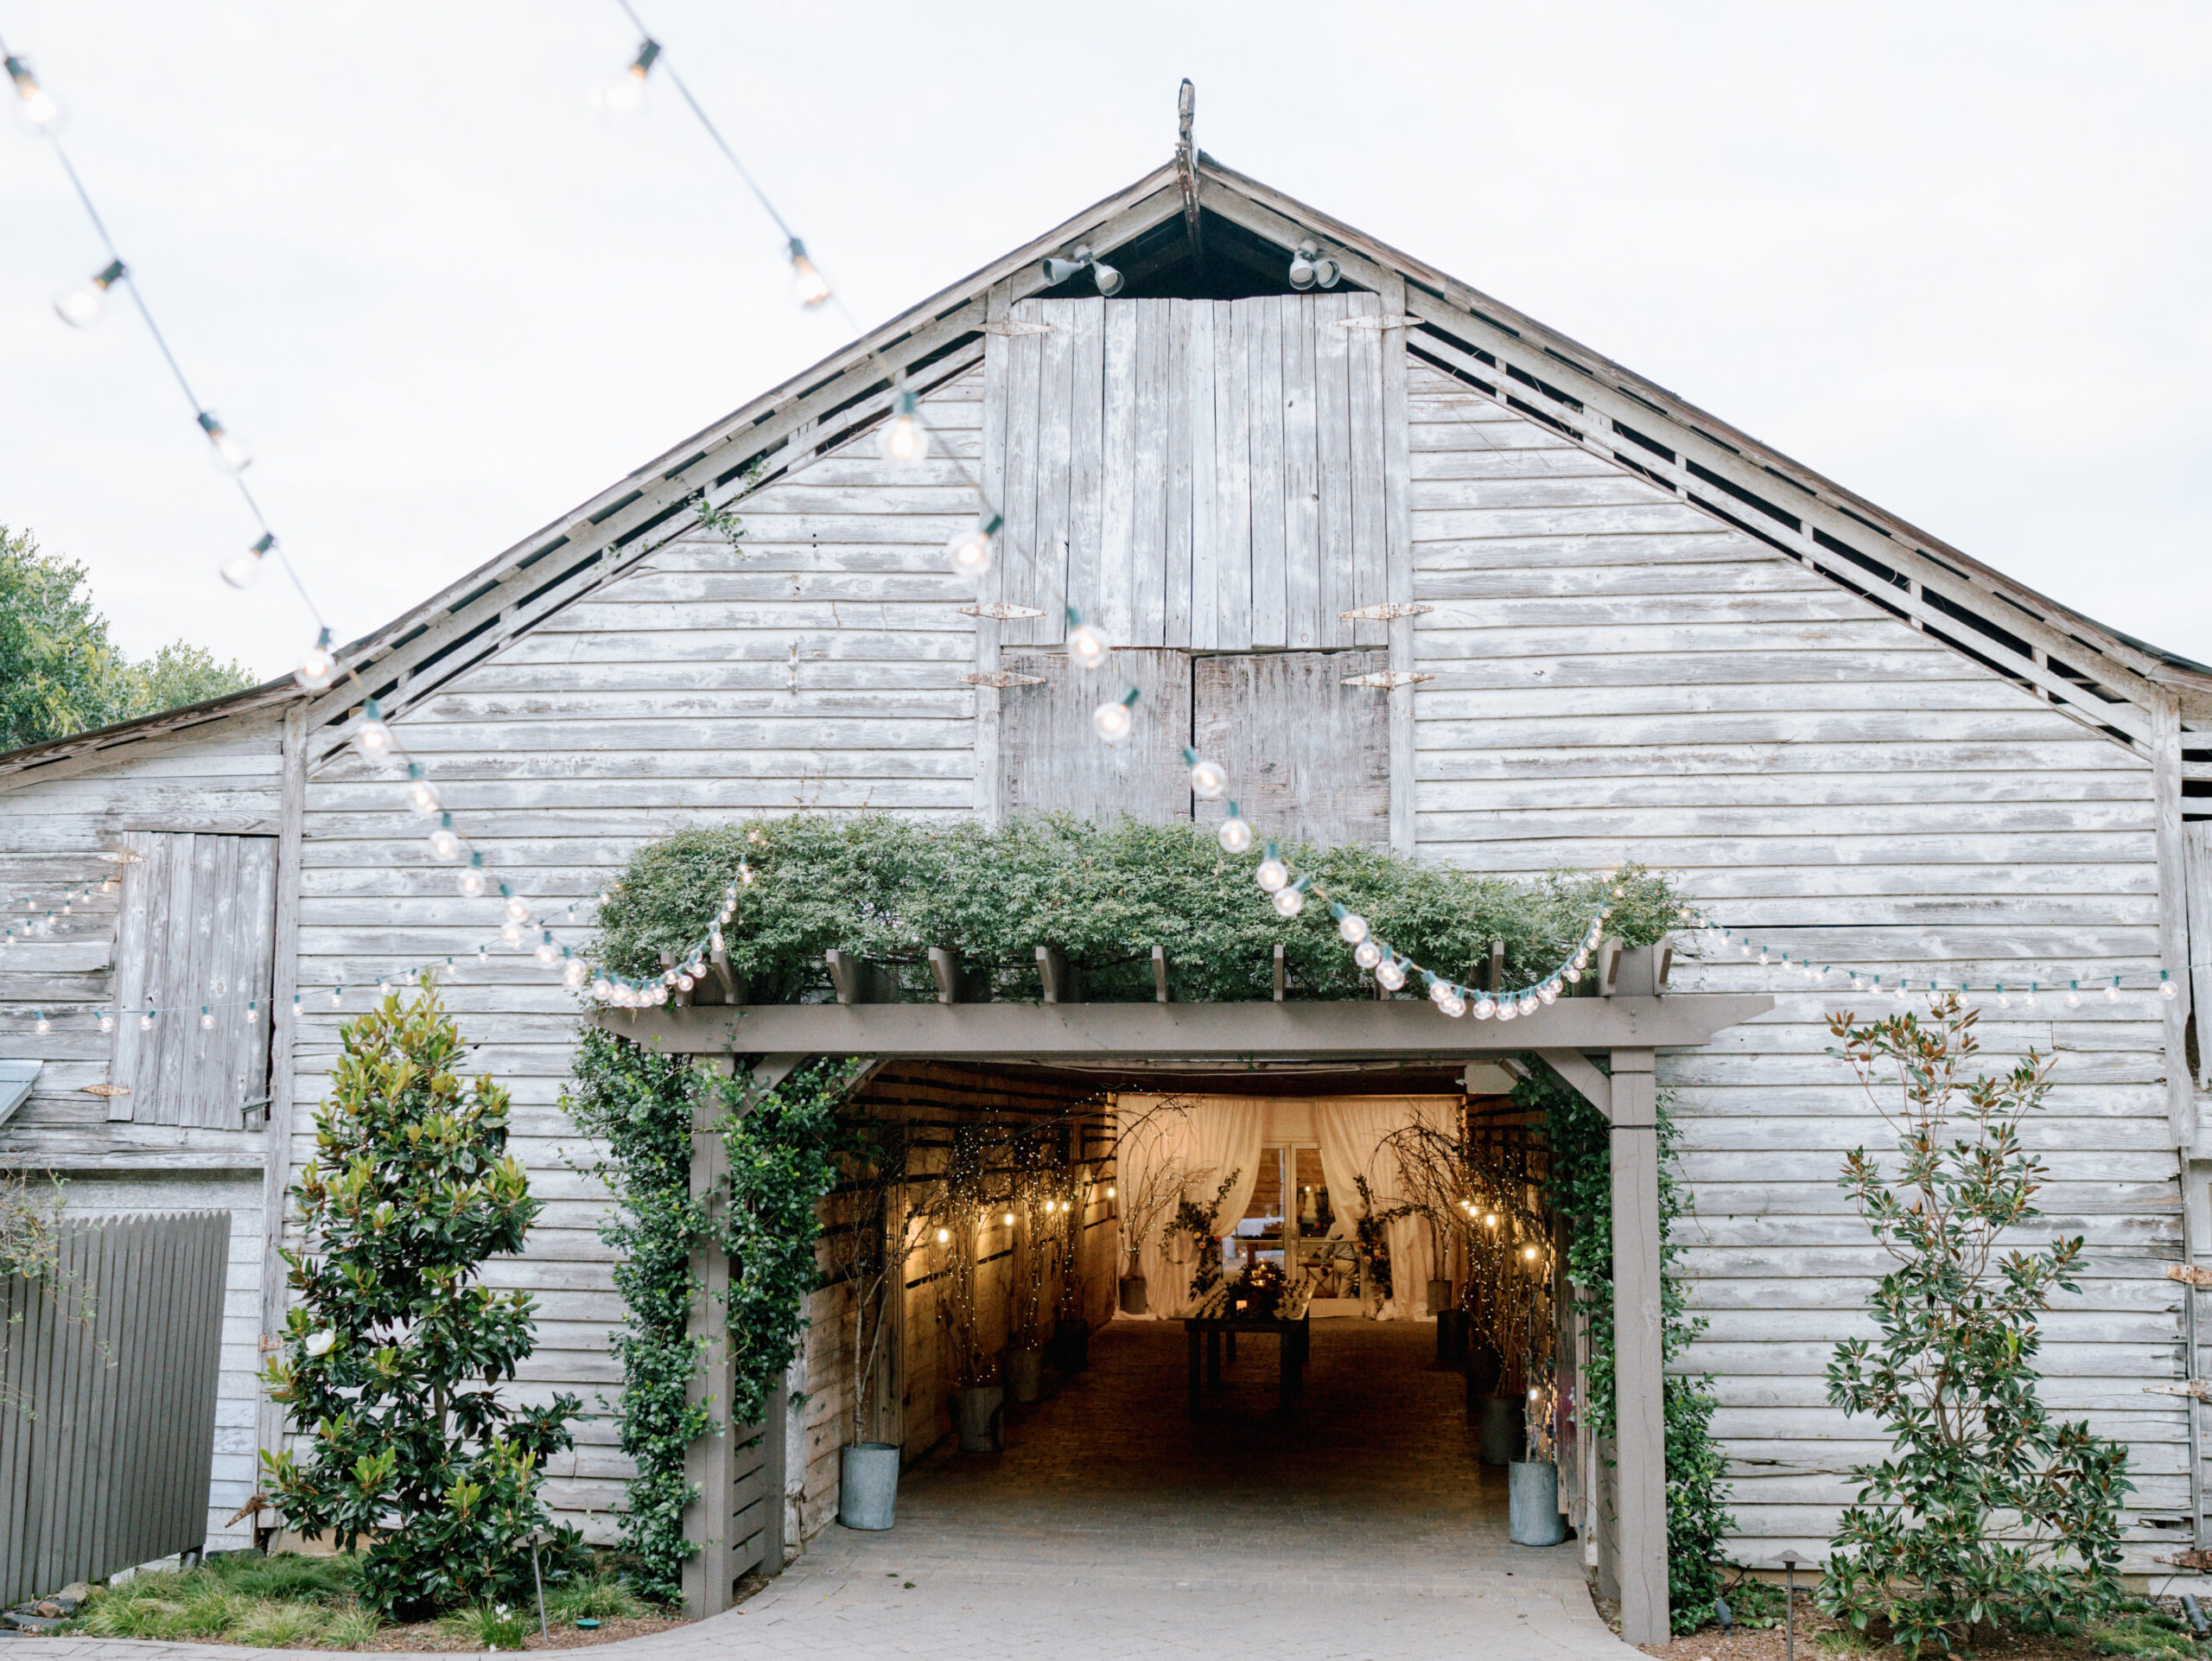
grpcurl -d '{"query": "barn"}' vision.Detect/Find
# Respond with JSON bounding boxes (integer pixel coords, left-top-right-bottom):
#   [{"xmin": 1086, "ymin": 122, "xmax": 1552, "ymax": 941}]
[{"xmin": 5, "ymin": 130, "xmax": 2211, "ymax": 1642}]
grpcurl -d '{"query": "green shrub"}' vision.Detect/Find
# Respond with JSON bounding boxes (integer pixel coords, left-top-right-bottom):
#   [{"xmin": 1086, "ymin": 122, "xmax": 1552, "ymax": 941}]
[
  {"xmin": 439, "ymin": 1601, "xmax": 532, "ymax": 1650},
  {"xmin": 1818, "ymin": 994, "xmax": 2131, "ymax": 1656},
  {"xmin": 592, "ymin": 813, "xmax": 1675, "ymax": 1001},
  {"xmin": 546, "ymin": 1570, "xmax": 648, "ymax": 1624},
  {"xmin": 261, "ymin": 977, "xmax": 582, "ymax": 1619}
]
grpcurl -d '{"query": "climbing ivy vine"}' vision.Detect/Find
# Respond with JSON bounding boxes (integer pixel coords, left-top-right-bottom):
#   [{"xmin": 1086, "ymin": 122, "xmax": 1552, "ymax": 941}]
[{"xmin": 1521, "ymin": 1060, "xmax": 1732, "ymax": 1635}]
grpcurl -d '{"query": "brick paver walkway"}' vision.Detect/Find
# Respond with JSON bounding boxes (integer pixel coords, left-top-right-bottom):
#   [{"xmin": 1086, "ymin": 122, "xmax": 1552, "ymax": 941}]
[{"xmin": 11, "ymin": 1319, "xmax": 1632, "ymax": 1661}]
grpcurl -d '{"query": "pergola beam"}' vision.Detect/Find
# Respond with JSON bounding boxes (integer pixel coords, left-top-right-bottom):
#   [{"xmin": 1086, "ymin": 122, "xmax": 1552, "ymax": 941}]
[{"xmin": 594, "ymin": 994, "xmax": 1771, "ymax": 1060}]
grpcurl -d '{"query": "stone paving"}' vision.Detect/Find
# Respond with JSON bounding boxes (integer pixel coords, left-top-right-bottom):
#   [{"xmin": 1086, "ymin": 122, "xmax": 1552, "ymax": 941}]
[{"xmin": 10, "ymin": 1318, "xmax": 1633, "ymax": 1661}]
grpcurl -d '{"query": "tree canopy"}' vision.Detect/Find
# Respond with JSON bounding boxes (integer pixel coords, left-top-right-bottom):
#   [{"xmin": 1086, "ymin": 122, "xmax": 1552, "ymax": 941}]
[{"xmin": 0, "ymin": 523, "xmax": 258, "ymax": 752}]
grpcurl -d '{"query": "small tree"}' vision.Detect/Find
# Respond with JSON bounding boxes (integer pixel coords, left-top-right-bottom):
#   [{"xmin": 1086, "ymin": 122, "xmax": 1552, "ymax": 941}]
[
  {"xmin": 1820, "ymin": 993, "xmax": 2130, "ymax": 1657},
  {"xmin": 263, "ymin": 978, "xmax": 581, "ymax": 1619}
]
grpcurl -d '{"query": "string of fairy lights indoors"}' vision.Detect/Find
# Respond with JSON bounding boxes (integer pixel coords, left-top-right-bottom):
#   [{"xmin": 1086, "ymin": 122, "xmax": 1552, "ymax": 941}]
[{"xmin": 0, "ymin": 18, "xmax": 2189, "ymax": 1049}]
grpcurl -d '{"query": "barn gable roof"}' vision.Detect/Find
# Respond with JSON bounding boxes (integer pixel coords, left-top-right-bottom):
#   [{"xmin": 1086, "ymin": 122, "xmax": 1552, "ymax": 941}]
[{"xmin": 6, "ymin": 153, "xmax": 2207, "ymax": 786}]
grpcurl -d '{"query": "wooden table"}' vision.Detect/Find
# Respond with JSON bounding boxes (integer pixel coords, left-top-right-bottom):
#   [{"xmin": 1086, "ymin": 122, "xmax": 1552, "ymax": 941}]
[{"xmin": 1182, "ymin": 1281, "xmax": 1314, "ymax": 1413}]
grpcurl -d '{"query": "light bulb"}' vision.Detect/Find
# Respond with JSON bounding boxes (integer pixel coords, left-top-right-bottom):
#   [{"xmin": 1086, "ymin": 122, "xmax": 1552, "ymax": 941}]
[
  {"xmin": 591, "ymin": 38, "xmax": 658, "ymax": 113},
  {"xmin": 295, "ymin": 629, "xmax": 338, "ymax": 692},
  {"xmin": 355, "ymin": 716, "xmax": 392, "ymax": 757},
  {"xmin": 1181, "ymin": 748, "xmax": 1228, "ymax": 799},
  {"xmin": 54, "ymin": 258, "xmax": 124, "ymax": 328},
  {"xmin": 1092, "ymin": 694, "xmax": 1135, "ymax": 743},
  {"xmin": 1997, "ymin": 989, "xmax": 2011, "ymax": 1008},
  {"xmin": 592, "ymin": 979, "xmax": 612, "ymax": 1001},
  {"xmin": 99, "ymin": 1012, "xmax": 114, "ymax": 1034},
  {"xmin": 1354, "ymin": 939, "xmax": 1382, "ymax": 971},
  {"xmin": 1067, "ymin": 618, "xmax": 1110, "ymax": 669},
  {"xmin": 1273, "ymin": 884, "xmax": 1306, "ymax": 919},
  {"xmin": 457, "ymin": 868, "xmax": 486, "ymax": 899},
  {"xmin": 1288, "ymin": 249, "xmax": 1317, "ymax": 290},
  {"xmin": 2105, "ymin": 981, "xmax": 2119, "ymax": 1002},
  {"xmin": 1255, "ymin": 852, "xmax": 1289, "ymax": 893},
  {"xmin": 1522, "ymin": 1245, "xmax": 1538, "ymax": 1262},
  {"xmin": 500, "ymin": 920, "xmax": 525, "ymax": 947},
  {"xmin": 1565, "ymin": 968, "xmax": 1581, "ymax": 984},
  {"xmin": 246, "ymin": 1002, "xmax": 258, "ymax": 1022},
  {"xmin": 504, "ymin": 894, "xmax": 531, "ymax": 923},
  {"xmin": 880, "ymin": 391, "xmax": 928, "ymax": 466},
  {"xmin": 1106, "ymin": 1186, "xmax": 1116, "ymax": 1199},
  {"xmin": 34, "ymin": 1013, "xmax": 49, "ymax": 1035},
  {"xmin": 1376, "ymin": 958, "xmax": 1406, "ymax": 992},
  {"xmin": 200, "ymin": 1009, "xmax": 213, "ymax": 1030},
  {"xmin": 197, "ymin": 410, "xmax": 250, "ymax": 473},
  {"xmin": 2024, "ymin": 985, "xmax": 2037, "ymax": 1006},
  {"xmin": 220, "ymin": 531, "xmax": 275, "ymax": 589},
  {"xmin": 1003, "ymin": 1212, "xmax": 1015, "ymax": 1227},
  {"xmin": 1428, "ymin": 977, "xmax": 1454, "ymax": 1008},
  {"xmin": 1439, "ymin": 989, "xmax": 1467, "ymax": 1018},
  {"xmin": 1537, "ymin": 980, "xmax": 1560, "ymax": 1004},
  {"xmin": 789, "ymin": 239, "xmax": 830, "ymax": 309},
  {"xmin": 1471, "ymin": 994, "xmax": 1497, "ymax": 1020},
  {"xmin": 1338, "ymin": 911, "xmax": 1370, "ymax": 945},
  {"xmin": 6, "ymin": 55, "xmax": 59, "ymax": 130},
  {"xmin": 2065, "ymin": 983, "xmax": 2081, "ymax": 1008},
  {"xmin": 1520, "ymin": 993, "xmax": 1540, "ymax": 1015},
  {"xmin": 1485, "ymin": 1213, "xmax": 1497, "ymax": 1228},
  {"xmin": 140, "ymin": 1012, "xmax": 156, "ymax": 1031},
  {"xmin": 947, "ymin": 515, "xmax": 1000, "ymax": 575},
  {"xmin": 536, "ymin": 938, "xmax": 561, "ymax": 968},
  {"xmin": 1217, "ymin": 810, "xmax": 1253, "ymax": 855},
  {"xmin": 936, "ymin": 1227, "xmax": 950, "ymax": 1244},
  {"xmin": 1496, "ymin": 1001, "xmax": 1517, "ymax": 1022},
  {"xmin": 426, "ymin": 824, "xmax": 465, "ymax": 863},
  {"xmin": 1090, "ymin": 259, "xmax": 1124, "ymax": 296},
  {"xmin": 2164, "ymin": 972, "xmax": 2179, "ymax": 999},
  {"xmin": 407, "ymin": 779, "xmax": 440, "ymax": 815}
]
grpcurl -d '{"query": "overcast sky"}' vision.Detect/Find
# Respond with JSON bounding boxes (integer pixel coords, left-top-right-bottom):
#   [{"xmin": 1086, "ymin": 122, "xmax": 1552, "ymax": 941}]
[{"xmin": 3, "ymin": 1, "xmax": 2208, "ymax": 680}]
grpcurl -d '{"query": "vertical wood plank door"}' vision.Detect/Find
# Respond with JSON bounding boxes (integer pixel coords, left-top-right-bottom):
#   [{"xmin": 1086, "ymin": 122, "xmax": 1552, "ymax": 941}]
[
  {"xmin": 1192, "ymin": 652, "xmax": 1391, "ymax": 847},
  {"xmin": 982, "ymin": 296, "xmax": 1391, "ymax": 657},
  {"xmin": 108, "ymin": 831, "xmax": 278, "ymax": 1128},
  {"xmin": 997, "ymin": 649, "xmax": 1193, "ymax": 824}
]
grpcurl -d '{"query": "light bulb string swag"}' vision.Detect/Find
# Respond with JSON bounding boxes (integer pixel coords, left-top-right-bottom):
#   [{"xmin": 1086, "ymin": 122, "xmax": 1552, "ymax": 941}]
[{"xmin": 1679, "ymin": 910, "xmax": 2184, "ymax": 1005}]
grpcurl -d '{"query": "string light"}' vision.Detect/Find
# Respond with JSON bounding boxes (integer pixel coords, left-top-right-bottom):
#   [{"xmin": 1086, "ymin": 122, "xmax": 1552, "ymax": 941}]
[
  {"xmin": 1271, "ymin": 875, "xmax": 1309, "ymax": 919},
  {"xmin": 1182, "ymin": 748, "xmax": 1228, "ymax": 799},
  {"xmin": 787, "ymin": 239, "xmax": 830, "ymax": 309},
  {"xmin": 4, "ymin": 52, "xmax": 58, "ymax": 129},
  {"xmin": 1216, "ymin": 805, "xmax": 1254, "ymax": 855},
  {"xmin": 53, "ymin": 256, "xmax": 124, "ymax": 327},
  {"xmin": 195, "ymin": 410, "xmax": 250, "ymax": 474},
  {"xmin": 295, "ymin": 629, "xmax": 338, "ymax": 692},
  {"xmin": 947, "ymin": 515, "xmax": 1001, "ymax": 575},
  {"xmin": 879, "ymin": 388, "xmax": 928, "ymax": 465},
  {"xmin": 219, "ymin": 531, "xmax": 276, "ymax": 590},
  {"xmin": 1065, "ymin": 608, "xmax": 1110, "ymax": 669},
  {"xmin": 1254, "ymin": 846, "xmax": 1289, "ymax": 893},
  {"xmin": 1092, "ymin": 687, "xmax": 1140, "ymax": 743},
  {"xmin": 590, "ymin": 37, "xmax": 659, "ymax": 114}
]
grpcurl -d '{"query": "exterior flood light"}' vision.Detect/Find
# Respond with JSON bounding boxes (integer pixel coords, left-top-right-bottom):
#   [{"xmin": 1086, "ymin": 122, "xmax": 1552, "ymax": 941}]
[
  {"xmin": 1288, "ymin": 240, "xmax": 1340, "ymax": 290},
  {"xmin": 1041, "ymin": 245, "xmax": 1123, "ymax": 296}
]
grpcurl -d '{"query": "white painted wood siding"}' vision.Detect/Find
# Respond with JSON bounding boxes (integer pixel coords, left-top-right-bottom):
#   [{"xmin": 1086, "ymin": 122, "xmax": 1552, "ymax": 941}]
[
  {"xmin": 282, "ymin": 372, "xmax": 988, "ymax": 1536},
  {"xmin": 1403, "ymin": 358, "xmax": 2183, "ymax": 1568}
]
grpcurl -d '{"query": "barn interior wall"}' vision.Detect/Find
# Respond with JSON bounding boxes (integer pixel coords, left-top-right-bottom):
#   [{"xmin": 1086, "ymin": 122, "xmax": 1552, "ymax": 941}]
[{"xmin": 1402, "ymin": 358, "xmax": 2183, "ymax": 1568}]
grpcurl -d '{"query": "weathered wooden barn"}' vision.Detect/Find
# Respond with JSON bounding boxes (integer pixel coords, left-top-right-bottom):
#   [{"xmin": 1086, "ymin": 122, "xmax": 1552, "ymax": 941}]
[{"xmin": 6, "ymin": 139, "xmax": 2212, "ymax": 1633}]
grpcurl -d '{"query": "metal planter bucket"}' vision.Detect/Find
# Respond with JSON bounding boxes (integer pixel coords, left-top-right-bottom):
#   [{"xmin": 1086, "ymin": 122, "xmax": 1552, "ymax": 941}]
[
  {"xmin": 955, "ymin": 1384, "xmax": 1004, "ymax": 1453},
  {"xmin": 1119, "ymin": 1276, "xmax": 1148, "ymax": 1315},
  {"xmin": 838, "ymin": 1441, "xmax": 900, "ymax": 1531},
  {"xmin": 1508, "ymin": 1459, "xmax": 1567, "ymax": 1546}
]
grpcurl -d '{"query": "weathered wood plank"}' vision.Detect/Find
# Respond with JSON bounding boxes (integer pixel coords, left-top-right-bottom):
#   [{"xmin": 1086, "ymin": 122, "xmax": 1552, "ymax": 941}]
[
  {"xmin": 1000, "ymin": 301, "xmax": 1046, "ymax": 646},
  {"xmin": 997, "ymin": 649, "xmax": 1192, "ymax": 825},
  {"xmin": 1345, "ymin": 290, "xmax": 1387, "ymax": 648},
  {"xmin": 1128, "ymin": 299, "xmax": 1170, "ymax": 650},
  {"xmin": 1184, "ymin": 300, "xmax": 1218, "ymax": 650},
  {"xmin": 1313, "ymin": 290, "xmax": 1355, "ymax": 649},
  {"xmin": 1192, "ymin": 652, "xmax": 1389, "ymax": 848},
  {"xmin": 1211, "ymin": 301, "xmax": 1252, "ymax": 652},
  {"xmin": 1281, "ymin": 294, "xmax": 1322, "ymax": 650},
  {"xmin": 1065, "ymin": 297, "xmax": 1107, "ymax": 647},
  {"xmin": 1247, "ymin": 295, "xmax": 1288, "ymax": 649},
  {"xmin": 1097, "ymin": 298, "xmax": 1138, "ymax": 652}
]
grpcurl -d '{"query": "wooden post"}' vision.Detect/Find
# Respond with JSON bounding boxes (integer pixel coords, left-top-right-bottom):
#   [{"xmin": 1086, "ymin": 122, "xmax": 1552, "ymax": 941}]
[
  {"xmin": 2152, "ymin": 693, "xmax": 2195, "ymax": 1144},
  {"xmin": 682, "ymin": 1081, "xmax": 734, "ymax": 1620},
  {"xmin": 1609, "ymin": 1048, "xmax": 1669, "ymax": 1645},
  {"xmin": 255, "ymin": 704, "xmax": 309, "ymax": 1473}
]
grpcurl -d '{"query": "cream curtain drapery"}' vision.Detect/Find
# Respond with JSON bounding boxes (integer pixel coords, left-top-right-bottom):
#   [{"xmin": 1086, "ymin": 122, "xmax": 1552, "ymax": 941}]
[
  {"xmin": 1115, "ymin": 1098, "xmax": 1264, "ymax": 1317},
  {"xmin": 1312, "ymin": 1097, "xmax": 1459, "ymax": 1321}
]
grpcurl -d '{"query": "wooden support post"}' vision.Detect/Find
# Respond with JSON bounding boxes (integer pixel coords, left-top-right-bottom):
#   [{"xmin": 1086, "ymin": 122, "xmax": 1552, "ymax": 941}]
[
  {"xmin": 2152, "ymin": 694, "xmax": 2195, "ymax": 1144},
  {"xmin": 1273, "ymin": 942, "xmax": 1287, "ymax": 1002},
  {"xmin": 929, "ymin": 946, "xmax": 963, "ymax": 1006},
  {"xmin": 1598, "ymin": 938, "xmax": 1623, "ymax": 996},
  {"xmin": 1036, "ymin": 945, "xmax": 1081, "ymax": 1004},
  {"xmin": 706, "ymin": 945, "xmax": 741, "ymax": 1006},
  {"xmin": 826, "ymin": 950, "xmax": 895, "ymax": 1005},
  {"xmin": 1486, "ymin": 939, "xmax": 1505, "ymax": 993},
  {"xmin": 1152, "ymin": 944, "xmax": 1171, "ymax": 1003},
  {"xmin": 1608, "ymin": 1048, "xmax": 1669, "ymax": 1645},
  {"xmin": 255, "ymin": 704, "xmax": 309, "ymax": 1473},
  {"xmin": 682, "ymin": 1081, "xmax": 734, "ymax": 1619}
]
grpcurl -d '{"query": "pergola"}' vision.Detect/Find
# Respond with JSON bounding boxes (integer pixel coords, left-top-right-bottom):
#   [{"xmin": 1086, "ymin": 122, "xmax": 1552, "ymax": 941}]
[{"xmin": 598, "ymin": 945, "xmax": 1771, "ymax": 1645}]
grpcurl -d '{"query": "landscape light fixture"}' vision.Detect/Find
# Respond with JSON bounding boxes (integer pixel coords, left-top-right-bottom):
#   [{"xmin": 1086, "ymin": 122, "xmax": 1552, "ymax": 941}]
[
  {"xmin": 1287, "ymin": 240, "xmax": 1340, "ymax": 290},
  {"xmin": 1040, "ymin": 245, "xmax": 1123, "ymax": 296}
]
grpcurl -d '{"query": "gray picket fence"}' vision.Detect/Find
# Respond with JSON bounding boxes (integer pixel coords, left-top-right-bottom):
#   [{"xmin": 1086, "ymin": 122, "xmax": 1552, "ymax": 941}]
[{"xmin": 0, "ymin": 1210, "xmax": 229, "ymax": 1604}]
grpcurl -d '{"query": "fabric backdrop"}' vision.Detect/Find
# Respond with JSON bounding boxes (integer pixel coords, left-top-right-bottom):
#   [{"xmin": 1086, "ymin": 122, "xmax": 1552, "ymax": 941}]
[
  {"xmin": 1116, "ymin": 1098, "xmax": 1264, "ymax": 1317},
  {"xmin": 1312, "ymin": 1097, "xmax": 1459, "ymax": 1320}
]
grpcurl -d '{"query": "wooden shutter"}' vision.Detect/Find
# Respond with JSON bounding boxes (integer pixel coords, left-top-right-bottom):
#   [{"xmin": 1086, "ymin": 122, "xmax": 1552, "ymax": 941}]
[
  {"xmin": 1192, "ymin": 652, "xmax": 1390, "ymax": 847},
  {"xmin": 107, "ymin": 831, "xmax": 278, "ymax": 1127},
  {"xmin": 2188, "ymin": 823, "xmax": 2212, "ymax": 1091},
  {"xmin": 998, "ymin": 649, "xmax": 1193, "ymax": 824},
  {"xmin": 987, "ymin": 293, "xmax": 1392, "ymax": 656}
]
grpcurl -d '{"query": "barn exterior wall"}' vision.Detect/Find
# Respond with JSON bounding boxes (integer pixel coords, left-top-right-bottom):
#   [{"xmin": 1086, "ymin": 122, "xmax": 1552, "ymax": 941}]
[
  {"xmin": 0, "ymin": 707, "xmax": 287, "ymax": 1551},
  {"xmin": 1402, "ymin": 359, "xmax": 2185, "ymax": 1564}
]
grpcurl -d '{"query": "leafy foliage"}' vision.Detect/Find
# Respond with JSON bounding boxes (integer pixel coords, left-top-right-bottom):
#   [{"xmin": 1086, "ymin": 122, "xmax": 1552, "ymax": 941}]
[
  {"xmin": 593, "ymin": 814, "xmax": 1675, "ymax": 1001},
  {"xmin": 0, "ymin": 524, "xmax": 254, "ymax": 750},
  {"xmin": 1525, "ymin": 1060, "xmax": 1733, "ymax": 1633},
  {"xmin": 1168, "ymin": 1172, "xmax": 1240, "ymax": 1302},
  {"xmin": 262, "ymin": 977, "xmax": 582, "ymax": 1619},
  {"xmin": 1817, "ymin": 994, "xmax": 2129, "ymax": 1657},
  {"xmin": 562, "ymin": 1029, "xmax": 711, "ymax": 1605}
]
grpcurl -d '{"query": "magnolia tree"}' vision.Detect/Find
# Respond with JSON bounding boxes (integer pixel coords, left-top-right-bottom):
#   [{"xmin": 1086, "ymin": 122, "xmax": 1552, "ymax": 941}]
[
  {"xmin": 263, "ymin": 978, "xmax": 581, "ymax": 1618},
  {"xmin": 1820, "ymin": 993, "xmax": 2130, "ymax": 1657}
]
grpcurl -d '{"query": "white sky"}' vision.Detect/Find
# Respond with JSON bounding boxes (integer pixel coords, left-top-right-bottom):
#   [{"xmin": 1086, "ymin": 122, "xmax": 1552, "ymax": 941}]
[{"xmin": 3, "ymin": 1, "xmax": 2208, "ymax": 679}]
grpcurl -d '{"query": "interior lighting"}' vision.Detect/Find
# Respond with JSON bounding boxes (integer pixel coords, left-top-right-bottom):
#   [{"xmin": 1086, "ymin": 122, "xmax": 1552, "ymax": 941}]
[
  {"xmin": 947, "ymin": 514, "xmax": 1001, "ymax": 575},
  {"xmin": 1181, "ymin": 748, "xmax": 1228, "ymax": 799},
  {"xmin": 54, "ymin": 258, "xmax": 125, "ymax": 328},
  {"xmin": 219, "ymin": 531, "xmax": 276, "ymax": 589},
  {"xmin": 936, "ymin": 1227, "xmax": 950, "ymax": 1244},
  {"xmin": 1286, "ymin": 240, "xmax": 1339, "ymax": 291},
  {"xmin": 1522, "ymin": 1245, "xmax": 1538, "ymax": 1261},
  {"xmin": 1092, "ymin": 686, "xmax": 1140, "ymax": 743},
  {"xmin": 1002, "ymin": 1212, "xmax": 1015, "ymax": 1227},
  {"xmin": 1105, "ymin": 1186, "xmax": 1116, "ymax": 1199},
  {"xmin": 591, "ymin": 38, "xmax": 659, "ymax": 113},
  {"xmin": 1484, "ymin": 1213, "xmax": 1497, "ymax": 1228}
]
